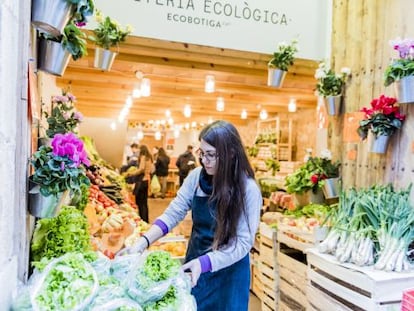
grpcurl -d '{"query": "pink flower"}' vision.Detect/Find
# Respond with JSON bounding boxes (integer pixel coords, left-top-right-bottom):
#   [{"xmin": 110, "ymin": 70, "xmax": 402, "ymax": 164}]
[
  {"xmin": 51, "ymin": 133, "xmax": 90, "ymax": 167},
  {"xmin": 73, "ymin": 111, "xmax": 83, "ymax": 121}
]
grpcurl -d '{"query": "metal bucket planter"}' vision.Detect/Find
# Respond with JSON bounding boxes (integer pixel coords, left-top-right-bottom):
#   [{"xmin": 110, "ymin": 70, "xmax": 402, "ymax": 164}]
[
  {"xmin": 324, "ymin": 95, "xmax": 342, "ymax": 116},
  {"xmin": 28, "ymin": 183, "xmax": 70, "ymax": 218},
  {"xmin": 310, "ymin": 189, "xmax": 325, "ymax": 204},
  {"xmin": 293, "ymin": 192, "xmax": 310, "ymax": 207},
  {"xmin": 94, "ymin": 48, "xmax": 117, "ymax": 71},
  {"xmin": 267, "ymin": 68, "xmax": 287, "ymax": 88},
  {"xmin": 31, "ymin": 0, "xmax": 74, "ymax": 37},
  {"xmin": 322, "ymin": 177, "xmax": 340, "ymax": 199},
  {"xmin": 395, "ymin": 76, "xmax": 414, "ymax": 104},
  {"xmin": 368, "ymin": 132, "xmax": 390, "ymax": 154},
  {"xmin": 37, "ymin": 38, "xmax": 71, "ymax": 76}
]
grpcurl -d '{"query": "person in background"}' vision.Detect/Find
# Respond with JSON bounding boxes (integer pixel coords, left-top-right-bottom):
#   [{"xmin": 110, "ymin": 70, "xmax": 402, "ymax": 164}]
[
  {"xmin": 154, "ymin": 147, "xmax": 170, "ymax": 199},
  {"xmin": 119, "ymin": 120, "xmax": 262, "ymax": 311},
  {"xmin": 176, "ymin": 145, "xmax": 196, "ymax": 186},
  {"xmin": 120, "ymin": 143, "xmax": 141, "ymax": 186},
  {"xmin": 152, "ymin": 146, "xmax": 159, "ymax": 163},
  {"xmin": 134, "ymin": 145, "xmax": 153, "ymax": 222}
]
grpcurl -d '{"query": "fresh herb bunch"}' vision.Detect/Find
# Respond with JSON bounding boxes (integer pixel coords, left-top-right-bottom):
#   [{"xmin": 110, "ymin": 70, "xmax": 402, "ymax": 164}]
[
  {"xmin": 315, "ymin": 61, "xmax": 351, "ymax": 96},
  {"xmin": 357, "ymin": 94, "xmax": 406, "ymax": 139},
  {"xmin": 30, "ymin": 133, "xmax": 90, "ymax": 197},
  {"xmin": 44, "ymin": 92, "xmax": 83, "ymax": 138},
  {"xmin": 268, "ymin": 39, "xmax": 298, "ymax": 71},
  {"xmin": 384, "ymin": 37, "xmax": 414, "ymax": 86},
  {"xmin": 89, "ymin": 11, "xmax": 132, "ymax": 49}
]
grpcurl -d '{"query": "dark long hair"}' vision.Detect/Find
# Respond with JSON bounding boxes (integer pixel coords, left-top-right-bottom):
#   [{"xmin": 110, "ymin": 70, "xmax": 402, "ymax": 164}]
[
  {"xmin": 139, "ymin": 145, "xmax": 153, "ymax": 161},
  {"xmin": 198, "ymin": 120, "xmax": 255, "ymax": 249}
]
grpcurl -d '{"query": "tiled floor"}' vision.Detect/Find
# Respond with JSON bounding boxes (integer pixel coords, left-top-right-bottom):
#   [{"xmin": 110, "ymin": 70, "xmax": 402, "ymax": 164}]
[{"xmin": 148, "ymin": 197, "xmax": 262, "ymax": 310}]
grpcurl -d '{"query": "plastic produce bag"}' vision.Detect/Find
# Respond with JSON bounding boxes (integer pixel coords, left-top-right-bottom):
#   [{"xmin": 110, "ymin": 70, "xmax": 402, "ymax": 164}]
[
  {"xmin": 150, "ymin": 175, "xmax": 161, "ymax": 194},
  {"xmin": 125, "ymin": 251, "xmax": 181, "ymax": 305},
  {"xmin": 142, "ymin": 267, "xmax": 196, "ymax": 311},
  {"xmin": 30, "ymin": 253, "xmax": 99, "ymax": 311},
  {"xmin": 110, "ymin": 253, "xmax": 141, "ymax": 281},
  {"xmin": 90, "ymin": 298, "xmax": 143, "ymax": 311}
]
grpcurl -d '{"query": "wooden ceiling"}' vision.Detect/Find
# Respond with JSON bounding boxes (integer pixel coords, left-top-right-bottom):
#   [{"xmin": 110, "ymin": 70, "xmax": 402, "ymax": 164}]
[{"xmin": 56, "ymin": 33, "xmax": 319, "ymax": 127}]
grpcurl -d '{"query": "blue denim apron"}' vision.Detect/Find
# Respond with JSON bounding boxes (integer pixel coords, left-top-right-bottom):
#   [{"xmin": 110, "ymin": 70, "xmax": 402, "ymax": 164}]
[{"xmin": 185, "ymin": 189, "xmax": 250, "ymax": 311}]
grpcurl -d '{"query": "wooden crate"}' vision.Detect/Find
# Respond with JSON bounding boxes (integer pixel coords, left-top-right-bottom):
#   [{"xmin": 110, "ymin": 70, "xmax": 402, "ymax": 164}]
[
  {"xmin": 307, "ymin": 249, "xmax": 414, "ymax": 311},
  {"xmin": 251, "ymin": 262, "xmax": 264, "ymax": 301},
  {"xmin": 259, "ymin": 222, "xmax": 278, "ymax": 310},
  {"xmin": 277, "ymin": 245, "xmax": 308, "ymax": 310},
  {"xmin": 277, "ymin": 223, "xmax": 323, "ymax": 252}
]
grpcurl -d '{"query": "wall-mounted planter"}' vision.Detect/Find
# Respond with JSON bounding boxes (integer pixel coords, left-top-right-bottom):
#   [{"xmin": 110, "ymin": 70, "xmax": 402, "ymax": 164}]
[
  {"xmin": 94, "ymin": 48, "xmax": 117, "ymax": 71},
  {"xmin": 368, "ymin": 132, "xmax": 390, "ymax": 154},
  {"xmin": 28, "ymin": 182, "xmax": 70, "ymax": 218},
  {"xmin": 37, "ymin": 38, "xmax": 71, "ymax": 76},
  {"xmin": 31, "ymin": 0, "xmax": 74, "ymax": 37},
  {"xmin": 324, "ymin": 95, "xmax": 342, "ymax": 116},
  {"xmin": 267, "ymin": 67, "xmax": 286, "ymax": 88},
  {"xmin": 395, "ymin": 76, "xmax": 414, "ymax": 104}
]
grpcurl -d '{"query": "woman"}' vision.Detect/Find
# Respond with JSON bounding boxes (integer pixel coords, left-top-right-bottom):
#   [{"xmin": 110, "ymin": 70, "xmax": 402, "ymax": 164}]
[
  {"xmin": 120, "ymin": 121, "xmax": 262, "ymax": 310},
  {"xmin": 134, "ymin": 145, "xmax": 153, "ymax": 222},
  {"xmin": 154, "ymin": 147, "xmax": 170, "ymax": 198}
]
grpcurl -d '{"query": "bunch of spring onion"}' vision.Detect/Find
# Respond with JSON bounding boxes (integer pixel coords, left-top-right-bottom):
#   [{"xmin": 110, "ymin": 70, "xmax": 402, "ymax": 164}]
[{"xmin": 318, "ymin": 184, "xmax": 414, "ymax": 271}]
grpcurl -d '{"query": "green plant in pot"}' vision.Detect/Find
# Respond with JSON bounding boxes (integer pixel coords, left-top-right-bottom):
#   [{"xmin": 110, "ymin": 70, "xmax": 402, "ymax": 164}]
[
  {"xmin": 268, "ymin": 39, "xmax": 298, "ymax": 72},
  {"xmin": 30, "ymin": 132, "xmax": 90, "ymax": 197},
  {"xmin": 41, "ymin": 20, "xmax": 88, "ymax": 61},
  {"xmin": 44, "ymin": 91, "xmax": 83, "ymax": 138},
  {"xmin": 88, "ymin": 10, "xmax": 132, "ymax": 50},
  {"xmin": 265, "ymin": 158, "xmax": 280, "ymax": 176},
  {"xmin": 315, "ymin": 61, "xmax": 351, "ymax": 97},
  {"xmin": 306, "ymin": 149, "xmax": 341, "ymax": 189},
  {"xmin": 384, "ymin": 38, "xmax": 414, "ymax": 87},
  {"xmin": 357, "ymin": 94, "xmax": 406, "ymax": 140}
]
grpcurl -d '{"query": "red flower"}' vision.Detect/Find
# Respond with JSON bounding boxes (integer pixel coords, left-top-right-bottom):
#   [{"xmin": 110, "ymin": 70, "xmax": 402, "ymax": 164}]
[{"xmin": 310, "ymin": 174, "xmax": 319, "ymax": 184}]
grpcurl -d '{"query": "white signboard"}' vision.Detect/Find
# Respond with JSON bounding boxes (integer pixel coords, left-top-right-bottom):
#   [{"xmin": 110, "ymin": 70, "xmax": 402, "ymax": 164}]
[{"xmin": 90, "ymin": 0, "xmax": 330, "ymax": 60}]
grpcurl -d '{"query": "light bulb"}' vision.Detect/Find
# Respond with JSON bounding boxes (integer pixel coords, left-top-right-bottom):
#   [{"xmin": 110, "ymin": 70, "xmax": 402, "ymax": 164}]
[
  {"xmin": 155, "ymin": 131, "xmax": 162, "ymax": 140},
  {"xmin": 216, "ymin": 97, "xmax": 225, "ymax": 111},
  {"xmin": 141, "ymin": 78, "xmax": 151, "ymax": 97},
  {"xmin": 137, "ymin": 130, "xmax": 144, "ymax": 140},
  {"xmin": 241, "ymin": 109, "xmax": 247, "ymax": 119},
  {"xmin": 259, "ymin": 109, "xmax": 268, "ymax": 120},
  {"xmin": 205, "ymin": 75, "xmax": 215, "ymax": 93},
  {"xmin": 184, "ymin": 104, "xmax": 191, "ymax": 118},
  {"xmin": 288, "ymin": 98, "xmax": 297, "ymax": 112}
]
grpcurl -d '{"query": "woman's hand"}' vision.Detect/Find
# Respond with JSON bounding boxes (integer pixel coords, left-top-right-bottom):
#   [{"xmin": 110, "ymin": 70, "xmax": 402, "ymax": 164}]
[
  {"xmin": 116, "ymin": 236, "xmax": 148, "ymax": 256},
  {"xmin": 181, "ymin": 258, "xmax": 202, "ymax": 287}
]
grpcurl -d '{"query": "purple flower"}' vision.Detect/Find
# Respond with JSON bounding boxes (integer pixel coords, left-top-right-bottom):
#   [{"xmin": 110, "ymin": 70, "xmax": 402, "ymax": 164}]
[
  {"xmin": 52, "ymin": 95, "xmax": 69, "ymax": 103},
  {"xmin": 60, "ymin": 162, "xmax": 65, "ymax": 171},
  {"xmin": 67, "ymin": 93, "xmax": 76, "ymax": 102},
  {"xmin": 73, "ymin": 111, "xmax": 83, "ymax": 121},
  {"xmin": 51, "ymin": 133, "xmax": 90, "ymax": 167},
  {"xmin": 63, "ymin": 112, "xmax": 70, "ymax": 120}
]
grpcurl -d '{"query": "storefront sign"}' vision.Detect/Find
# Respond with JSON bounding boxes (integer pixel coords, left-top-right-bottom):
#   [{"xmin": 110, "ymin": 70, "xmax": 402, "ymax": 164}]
[{"xmin": 89, "ymin": 0, "xmax": 330, "ymax": 60}]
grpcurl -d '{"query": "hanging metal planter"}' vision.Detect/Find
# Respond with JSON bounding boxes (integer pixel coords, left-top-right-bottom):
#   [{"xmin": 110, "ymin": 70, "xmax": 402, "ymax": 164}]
[
  {"xmin": 31, "ymin": 0, "xmax": 74, "ymax": 37},
  {"xmin": 94, "ymin": 47, "xmax": 117, "ymax": 71},
  {"xmin": 324, "ymin": 95, "xmax": 342, "ymax": 116},
  {"xmin": 28, "ymin": 183, "xmax": 70, "ymax": 218},
  {"xmin": 368, "ymin": 132, "xmax": 390, "ymax": 154},
  {"xmin": 322, "ymin": 177, "xmax": 340, "ymax": 199},
  {"xmin": 395, "ymin": 76, "xmax": 414, "ymax": 104},
  {"xmin": 267, "ymin": 67, "xmax": 287, "ymax": 88},
  {"xmin": 37, "ymin": 38, "xmax": 71, "ymax": 76}
]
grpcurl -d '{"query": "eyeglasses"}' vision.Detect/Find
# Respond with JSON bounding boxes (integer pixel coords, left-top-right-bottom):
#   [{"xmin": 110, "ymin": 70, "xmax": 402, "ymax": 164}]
[{"xmin": 197, "ymin": 149, "xmax": 218, "ymax": 162}]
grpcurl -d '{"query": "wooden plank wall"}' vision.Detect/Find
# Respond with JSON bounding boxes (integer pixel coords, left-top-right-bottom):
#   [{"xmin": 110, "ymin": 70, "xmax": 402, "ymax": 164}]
[{"xmin": 331, "ymin": 0, "xmax": 414, "ymax": 199}]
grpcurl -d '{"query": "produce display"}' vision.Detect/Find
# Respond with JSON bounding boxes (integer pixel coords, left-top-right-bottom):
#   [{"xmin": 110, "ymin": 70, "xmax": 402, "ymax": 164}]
[
  {"xmin": 318, "ymin": 184, "xmax": 414, "ymax": 271},
  {"xmin": 12, "ymin": 251, "xmax": 195, "ymax": 311}
]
